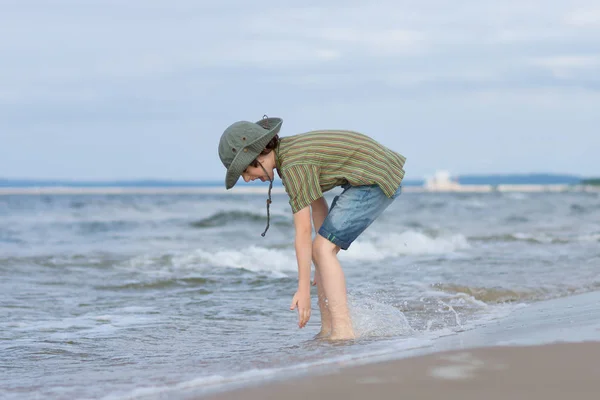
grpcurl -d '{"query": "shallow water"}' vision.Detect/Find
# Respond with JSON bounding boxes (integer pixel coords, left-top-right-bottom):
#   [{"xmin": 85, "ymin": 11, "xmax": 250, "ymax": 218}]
[{"xmin": 1, "ymin": 190, "xmax": 599, "ymax": 399}]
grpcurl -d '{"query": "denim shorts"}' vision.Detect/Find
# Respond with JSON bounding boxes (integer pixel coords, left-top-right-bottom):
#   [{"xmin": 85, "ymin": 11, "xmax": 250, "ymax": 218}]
[{"xmin": 318, "ymin": 183, "xmax": 402, "ymax": 250}]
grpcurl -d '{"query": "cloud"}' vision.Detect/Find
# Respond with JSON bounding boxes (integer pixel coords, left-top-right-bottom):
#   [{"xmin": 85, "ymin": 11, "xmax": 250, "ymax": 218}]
[
  {"xmin": 1, "ymin": 0, "xmax": 600, "ymax": 179},
  {"xmin": 565, "ymin": 8, "xmax": 600, "ymax": 26},
  {"xmin": 1, "ymin": 1, "xmax": 597, "ymax": 84},
  {"xmin": 533, "ymin": 55, "xmax": 600, "ymax": 68},
  {"xmin": 529, "ymin": 55, "xmax": 600, "ymax": 78}
]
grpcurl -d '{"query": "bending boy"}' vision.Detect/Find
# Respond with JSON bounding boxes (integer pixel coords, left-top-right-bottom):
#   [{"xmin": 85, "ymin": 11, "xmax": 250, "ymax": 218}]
[{"xmin": 218, "ymin": 116, "xmax": 406, "ymax": 340}]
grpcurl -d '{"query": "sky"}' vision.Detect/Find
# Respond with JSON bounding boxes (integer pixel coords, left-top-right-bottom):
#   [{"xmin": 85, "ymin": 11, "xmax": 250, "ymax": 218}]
[{"xmin": 1, "ymin": 0, "xmax": 599, "ymax": 181}]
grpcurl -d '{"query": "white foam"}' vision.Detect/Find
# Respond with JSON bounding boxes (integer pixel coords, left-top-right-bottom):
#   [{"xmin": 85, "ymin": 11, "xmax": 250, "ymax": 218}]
[
  {"xmin": 124, "ymin": 230, "xmax": 471, "ymax": 278},
  {"xmin": 504, "ymin": 192, "xmax": 529, "ymax": 200},
  {"xmin": 126, "ymin": 246, "xmax": 297, "ymax": 277},
  {"xmin": 189, "ymin": 247, "xmax": 296, "ymax": 276},
  {"xmin": 464, "ymin": 200, "xmax": 486, "ymax": 209},
  {"xmin": 578, "ymin": 233, "xmax": 600, "ymax": 242},
  {"xmin": 512, "ymin": 232, "xmax": 555, "ymax": 243},
  {"xmin": 342, "ymin": 231, "xmax": 470, "ymax": 261}
]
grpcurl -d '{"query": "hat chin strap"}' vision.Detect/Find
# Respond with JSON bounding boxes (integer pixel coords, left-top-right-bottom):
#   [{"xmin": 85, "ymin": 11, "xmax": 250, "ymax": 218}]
[{"xmin": 258, "ymin": 162, "xmax": 273, "ymax": 237}]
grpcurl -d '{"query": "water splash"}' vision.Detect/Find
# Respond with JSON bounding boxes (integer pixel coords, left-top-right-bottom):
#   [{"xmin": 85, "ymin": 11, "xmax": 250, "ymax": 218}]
[{"xmin": 348, "ymin": 294, "xmax": 414, "ymax": 338}]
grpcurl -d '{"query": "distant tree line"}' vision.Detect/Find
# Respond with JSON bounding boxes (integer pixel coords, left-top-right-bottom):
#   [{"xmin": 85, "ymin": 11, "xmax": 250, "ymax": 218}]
[{"xmin": 582, "ymin": 178, "xmax": 600, "ymax": 186}]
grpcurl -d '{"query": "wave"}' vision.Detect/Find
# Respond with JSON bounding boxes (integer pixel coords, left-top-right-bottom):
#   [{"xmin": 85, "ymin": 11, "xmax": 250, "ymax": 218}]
[
  {"xmin": 431, "ymin": 283, "xmax": 549, "ymax": 303},
  {"xmin": 0, "ymin": 253, "xmax": 119, "ymax": 269},
  {"xmin": 98, "ymin": 277, "xmax": 216, "ymax": 291},
  {"xmin": 122, "ymin": 230, "xmax": 471, "ymax": 278},
  {"xmin": 504, "ymin": 193, "xmax": 529, "ymax": 200},
  {"xmin": 190, "ymin": 211, "xmax": 291, "ymax": 229},
  {"xmin": 431, "ymin": 282, "xmax": 600, "ymax": 304},
  {"xmin": 462, "ymin": 200, "xmax": 487, "ymax": 209},
  {"xmin": 77, "ymin": 220, "xmax": 140, "ymax": 234},
  {"xmin": 504, "ymin": 215, "xmax": 530, "ymax": 223},
  {"xmin": 342, "ymin": 231, "xmax": 470, "ymax": 261},
  {"xmin": 469, "ymin": 232, "xmax": 590, "ymax": 244},
  {"xmin": 578, "ymin": 233, "xmax": 600, "ymax": 242},
  {"xmin": 126, "ymin": 246, "xmax": 297, "ymax": 277},
  {"xmin": 192, "ymin": 247, "xmax": 296, "ymax": 276}
]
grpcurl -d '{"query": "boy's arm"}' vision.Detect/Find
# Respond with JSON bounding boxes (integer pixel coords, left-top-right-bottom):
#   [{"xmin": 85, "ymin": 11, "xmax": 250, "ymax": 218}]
[{"xmin": 290, "ymin": 206, "xmax": 312, "ymax": 328}]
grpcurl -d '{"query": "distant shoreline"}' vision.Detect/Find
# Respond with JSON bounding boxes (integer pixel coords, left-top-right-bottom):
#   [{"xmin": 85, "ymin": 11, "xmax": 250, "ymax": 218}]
[
  {"xmin": 0, "ymin": 173, "xmax": 589, "ymax": 189},
  {"xmin": 0, "ymin": 184, "xmax": 597, "ymax": 195},
  {"xmin": 1, "ymin": 173, "xmax": 597, "ymax": 195}
]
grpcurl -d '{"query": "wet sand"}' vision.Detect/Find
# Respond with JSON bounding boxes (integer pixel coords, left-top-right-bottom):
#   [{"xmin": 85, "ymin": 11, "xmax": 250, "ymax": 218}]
[
  {"xmin": 203, "ymin": 342, "xmax": 600, "ymax": 400},
  {"xmin": 201, "ymin": 291, "xmax": 600, "ymax": 399}
]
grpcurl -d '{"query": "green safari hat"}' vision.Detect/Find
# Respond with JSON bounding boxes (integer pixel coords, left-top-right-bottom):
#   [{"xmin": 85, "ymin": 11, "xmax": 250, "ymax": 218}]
[{"xmin": 218, "ymin": 116, "xmax": 283, "ymax": 189}]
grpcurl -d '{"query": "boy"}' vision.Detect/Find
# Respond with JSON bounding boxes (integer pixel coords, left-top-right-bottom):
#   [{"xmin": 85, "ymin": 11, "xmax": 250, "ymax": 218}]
[{"xmin": 218, "ymin": 116, "xmax": 406, "ymax": 340}]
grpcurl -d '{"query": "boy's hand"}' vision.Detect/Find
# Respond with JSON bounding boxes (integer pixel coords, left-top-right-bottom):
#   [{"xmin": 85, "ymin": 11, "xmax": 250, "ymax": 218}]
[{"xmin": 290, "ymin": 290, "xmax": 311, "ymax": 328}]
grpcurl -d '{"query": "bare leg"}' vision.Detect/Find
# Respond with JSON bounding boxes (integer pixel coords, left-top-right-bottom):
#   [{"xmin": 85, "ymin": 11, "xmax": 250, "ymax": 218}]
[
  {"xmin": 312, "ymin": 235, "xmax": 355, "ymax": 340},
  {"xmin": 313, "ymin": 265, "xmax": 332, "ymax": 338}
]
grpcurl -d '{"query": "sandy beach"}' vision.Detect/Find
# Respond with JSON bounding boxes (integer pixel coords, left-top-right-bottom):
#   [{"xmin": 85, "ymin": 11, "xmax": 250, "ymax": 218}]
[
  {"xmin": 202, "ymin": 291, "xmax": 600, "ymax": 400},
  {"xmin": 203, "ymin": 342, "xmax": 600, "ymax": 400}
]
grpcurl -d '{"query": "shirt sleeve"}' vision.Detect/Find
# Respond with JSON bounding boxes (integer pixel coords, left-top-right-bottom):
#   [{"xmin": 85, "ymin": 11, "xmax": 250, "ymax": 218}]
[{"xmin": 281, "ymin": 164, "xmax": 323, "ymax": 213}]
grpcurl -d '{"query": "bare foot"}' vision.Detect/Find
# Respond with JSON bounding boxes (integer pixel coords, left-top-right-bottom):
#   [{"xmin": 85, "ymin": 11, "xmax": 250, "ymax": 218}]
[
  {"xmin": 314, "ymin": 330, "xmax": 331, "ymax": 339},
  {"xmin": 328, "ymin": 330, "xmax": 356, "ymax": 341}
]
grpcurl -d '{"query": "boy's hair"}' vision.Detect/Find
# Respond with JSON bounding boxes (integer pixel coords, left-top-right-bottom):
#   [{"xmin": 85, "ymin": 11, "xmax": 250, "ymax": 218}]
[{"xmin": 248, "ymin": 135, "xmax": 279, "ymax": 168}]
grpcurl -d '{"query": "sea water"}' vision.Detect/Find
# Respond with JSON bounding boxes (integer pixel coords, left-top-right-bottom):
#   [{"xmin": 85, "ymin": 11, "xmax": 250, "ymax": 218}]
[{"xmin": 1, "ymin": 190, "xmax": 599, "ymax": 399}]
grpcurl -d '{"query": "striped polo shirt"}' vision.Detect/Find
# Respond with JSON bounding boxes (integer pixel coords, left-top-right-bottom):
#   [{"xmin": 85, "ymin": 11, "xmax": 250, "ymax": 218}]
[{"xmin": 274, "ymin": 130, "xmax": 406, "ymax": 213}]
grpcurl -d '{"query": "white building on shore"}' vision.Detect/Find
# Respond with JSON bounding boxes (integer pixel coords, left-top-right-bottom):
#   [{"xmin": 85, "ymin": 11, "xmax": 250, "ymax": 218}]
[
  {"xmin": 424, "ymin": 170, "xmax": 461, "ymax": 191},
  {"xmin": 419, "ymin": 170, "xmax": 583, "ymax": 193}
]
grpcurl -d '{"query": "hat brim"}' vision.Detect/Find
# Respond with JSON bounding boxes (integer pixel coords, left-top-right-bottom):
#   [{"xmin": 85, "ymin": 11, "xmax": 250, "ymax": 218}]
[{"xmin": 225, "ymin": 118, "xmax": 282, "ymax": 189}]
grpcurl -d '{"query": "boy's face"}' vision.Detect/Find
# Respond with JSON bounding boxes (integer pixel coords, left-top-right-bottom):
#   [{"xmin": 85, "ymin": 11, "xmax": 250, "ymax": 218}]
[{"xmin": 241, "ymin": 163, "xmax": 273, "ymax": 183}]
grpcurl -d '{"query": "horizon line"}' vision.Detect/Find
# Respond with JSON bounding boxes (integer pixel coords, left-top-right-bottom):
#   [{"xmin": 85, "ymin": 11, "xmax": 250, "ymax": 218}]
[{"xmin": 0, "ymin": 172, "xmax": 591, "ymax": 183}]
